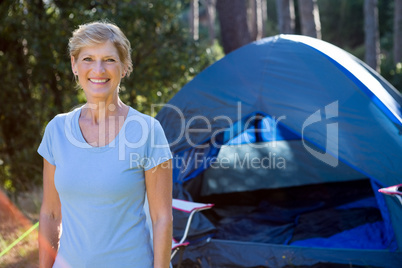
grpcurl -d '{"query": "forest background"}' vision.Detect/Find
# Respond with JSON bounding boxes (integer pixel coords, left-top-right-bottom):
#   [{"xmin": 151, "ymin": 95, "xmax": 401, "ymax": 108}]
[{"xmin": 1, "ymin": 0, "xmax": 401, "ymax": 217}]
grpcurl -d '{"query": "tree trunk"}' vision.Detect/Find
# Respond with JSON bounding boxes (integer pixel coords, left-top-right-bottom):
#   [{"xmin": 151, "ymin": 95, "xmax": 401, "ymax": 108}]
[
  {"xmin": 201, "ymin": 0, "xmax": 216, "ymax": 45},
  {"xmin": 298, "ymin": 0, "xmax": 321, "ymax": 39},
  {"xmin": 394, "ymin": 0, "xmax": 402, "ymax": 64},
  {"xmin": 216, "ymin": 0, "xmax": 251, "ymax": 54},
  {"xmin": 261, "ymin": 0, "xmax": 267, "ymax": 36},
  {"xmin": 248, "ymin": 0, "xmax": 257, "ymax": 40},
  {"xmin": 189, "ymin": 0, "xmax": 199, "ymax": 40},
  {"xmin": 364, "ymin": 0, "xmax": 380, "ymax": 72},
  {"xmin": 276, "ymin": 0, "xmax": 295, "ymax": 34},
  {"xmin": 248, "ymin": 0, "xmax": 264, "ymax": 40}
]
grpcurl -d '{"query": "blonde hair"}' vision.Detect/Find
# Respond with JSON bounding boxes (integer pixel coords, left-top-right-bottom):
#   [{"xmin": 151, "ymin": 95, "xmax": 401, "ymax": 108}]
[{"xmin": 68, "ymin": 21, "xmax": 133, "ymax": 77}]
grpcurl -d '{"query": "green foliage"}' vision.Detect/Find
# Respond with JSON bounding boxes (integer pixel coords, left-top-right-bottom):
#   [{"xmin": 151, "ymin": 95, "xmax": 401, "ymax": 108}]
[
  {"xmin": 0, "ymin": 0, "xmax": 219, "ymax": 194},
  {"xmin": 317, "ymin": 0, "xmax": 402, "ymax": 92},
  {"xmin": 377, "ymin": 0, "xmax": 402, "ymax": 92},
  {"xmin": 318, "ymin": 0, "xmax": 365, "ymax": 49},
  {"xmin": 378, "ymin": 0, "xmax": 394, "ymax": 41},
  {"xmin": 381, "ymin": 55, "xmax": 402, "ymax": 92}
]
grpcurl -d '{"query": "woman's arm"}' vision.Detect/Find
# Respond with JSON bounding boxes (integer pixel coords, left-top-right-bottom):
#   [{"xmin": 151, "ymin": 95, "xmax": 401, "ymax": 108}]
[
  {"xmin": 145, "ymin": 159, "xmax": 173, "ymax": 268},
  {"xmin": 39, "ymin": 158, "xmax": 62, "ymax": 268}
]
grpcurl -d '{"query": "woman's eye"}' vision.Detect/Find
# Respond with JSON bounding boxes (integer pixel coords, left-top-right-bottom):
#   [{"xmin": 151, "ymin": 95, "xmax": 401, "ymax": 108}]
[
  {"xmin": 106, "ymin": 59, "xmax": 116, "ymax": 62},
  {"xmin": 83, "ymin": 57, "xmax": 92, "ymax": 62}
]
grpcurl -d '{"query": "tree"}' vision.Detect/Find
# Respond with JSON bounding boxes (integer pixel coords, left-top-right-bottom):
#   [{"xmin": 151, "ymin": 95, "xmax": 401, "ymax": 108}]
[
  {"xmin": 298, "ymin": 0, "xmax": 322, "ymax": 39},
  {"xmin": 216, "ymin": 0, "xmax": 251, "ymax": 54},
  {"xmin": 262, "ymin": 0, "xmax": 268, "ymax": 36},
  {"xmin": 200, "ymin": 0, "xmax": 216, "ymax": 45},
  {"xmin": 248, "ymin": 0, "xmax": 266, "ymax": 40},
  {"xmin": 189, "ymin": 0, "xmax": 199, "ymax": 40},
  {"xmin": 394, "ymin": 0, "xmax": 402, "ymax": 64},
  {"xmin": 364, "ymin": 0, "xmax": 380, "ymax": 71},
  {"xmin": 276, "ymin": 0, "xmax": 295, "ymax": 34}
]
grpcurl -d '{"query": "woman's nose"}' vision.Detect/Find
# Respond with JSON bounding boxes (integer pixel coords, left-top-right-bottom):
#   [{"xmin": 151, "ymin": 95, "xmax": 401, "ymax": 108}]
[{"xmin": 93, "ymin": 61, "xmax": 105, "ymax": 74}]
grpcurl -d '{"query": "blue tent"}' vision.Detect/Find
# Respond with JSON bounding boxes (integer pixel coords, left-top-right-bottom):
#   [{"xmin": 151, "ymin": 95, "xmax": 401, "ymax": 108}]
[{"xmin": 156, "ymin": 35, "xmax": 402, "ymax": 267}]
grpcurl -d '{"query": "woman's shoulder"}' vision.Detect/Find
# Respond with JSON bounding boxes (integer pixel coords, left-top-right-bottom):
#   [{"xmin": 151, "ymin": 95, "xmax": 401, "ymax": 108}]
[
  {"xmin": 124, "ymin": 107, "xmax": 165, "ymax": 142},
  {"xmin": 45, "ymin": 106, "xmax": 82, "ymax": 130},
  {"xmin": 127, "ymin": 106, "xmax": 161, "ymax": 125}
]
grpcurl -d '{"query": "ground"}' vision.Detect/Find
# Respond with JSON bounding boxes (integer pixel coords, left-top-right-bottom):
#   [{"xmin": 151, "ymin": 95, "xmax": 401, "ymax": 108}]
[{"xmin": 0, "ymin": 188, "xmax": 41, "ymax": 268}]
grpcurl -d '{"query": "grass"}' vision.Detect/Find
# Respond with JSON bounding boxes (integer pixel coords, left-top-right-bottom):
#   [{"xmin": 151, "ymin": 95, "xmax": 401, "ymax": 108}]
[{"xmin": 0, "ymin": 188, "xmax": 41, "ymax": 268}]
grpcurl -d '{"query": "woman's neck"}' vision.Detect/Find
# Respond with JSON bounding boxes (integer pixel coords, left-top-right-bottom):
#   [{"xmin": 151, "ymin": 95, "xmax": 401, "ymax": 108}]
[{"xmin": 81, "ymin": 97, "xmax": 128, "ymax": 125}]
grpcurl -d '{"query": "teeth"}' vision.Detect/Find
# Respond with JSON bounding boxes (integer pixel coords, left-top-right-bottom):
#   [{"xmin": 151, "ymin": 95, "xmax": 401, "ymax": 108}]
[{"xmin": 90, "ymin": 79, "xmax": 108, "ymax": 83}]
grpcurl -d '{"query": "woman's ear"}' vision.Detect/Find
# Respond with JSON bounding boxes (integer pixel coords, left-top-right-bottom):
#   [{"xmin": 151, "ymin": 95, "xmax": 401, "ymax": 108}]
[
  {"xmin": 121, "ymin": 69, "xmax": 127, "ymax": 78},
  {"xmin": 71, "ymin": 56, "xmax": 77, "ymax": 74}
]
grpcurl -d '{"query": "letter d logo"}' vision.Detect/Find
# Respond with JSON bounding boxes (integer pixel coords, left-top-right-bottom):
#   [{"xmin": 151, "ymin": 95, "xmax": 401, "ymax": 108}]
[{"xmin": 302, "ymin": 101, "xmax": 339, "ymax": 167}]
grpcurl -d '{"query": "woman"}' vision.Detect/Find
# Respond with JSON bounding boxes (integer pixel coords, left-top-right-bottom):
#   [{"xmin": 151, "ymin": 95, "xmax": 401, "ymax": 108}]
[{"xmin": 38, "ymin": 21, "xmax": 173, "ymax": 268}]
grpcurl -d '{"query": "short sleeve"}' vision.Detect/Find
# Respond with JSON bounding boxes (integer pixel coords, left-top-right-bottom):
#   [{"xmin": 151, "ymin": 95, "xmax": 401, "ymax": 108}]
[
  {"xmin": 143, "ymin": 119, "xmax": 173, "ymax": 171},
  {"xmin": 37, "ymin": 120, "xmax": 56, "ymax": 166}
]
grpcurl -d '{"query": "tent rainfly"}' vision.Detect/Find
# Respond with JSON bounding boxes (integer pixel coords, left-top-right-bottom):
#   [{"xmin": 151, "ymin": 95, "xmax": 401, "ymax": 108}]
[{"xmin": 156, "ymin": 35, "xmax": 402, "ymax": 267}]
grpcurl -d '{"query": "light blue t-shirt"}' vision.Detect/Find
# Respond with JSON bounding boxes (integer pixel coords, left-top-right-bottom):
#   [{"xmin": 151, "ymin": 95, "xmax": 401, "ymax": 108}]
[{"xmin": 38, "ymin": 106, "xmax": 172, "ymax": 268}]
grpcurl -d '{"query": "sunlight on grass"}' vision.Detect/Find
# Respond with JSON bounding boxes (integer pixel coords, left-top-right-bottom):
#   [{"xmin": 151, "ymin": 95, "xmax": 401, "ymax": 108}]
[
  {"xmin": 0, "ymin": 225, "xmax": 39, "ymax": 268},
  {"xmin": 0, "ymin": 188, "xmax": 41, "ymax": 268}
]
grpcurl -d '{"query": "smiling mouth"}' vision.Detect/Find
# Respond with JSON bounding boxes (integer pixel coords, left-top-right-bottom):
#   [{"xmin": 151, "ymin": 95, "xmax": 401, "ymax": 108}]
[{"xmin": 89, "ymin": 78, "xmax": 110, "ymax": 83}]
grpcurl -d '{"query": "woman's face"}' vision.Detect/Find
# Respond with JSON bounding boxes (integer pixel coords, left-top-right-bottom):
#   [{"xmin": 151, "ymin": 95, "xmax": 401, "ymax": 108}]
[{"xmin": 71, "ymin": 40, "xmax": 125, "ymax": 101}]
